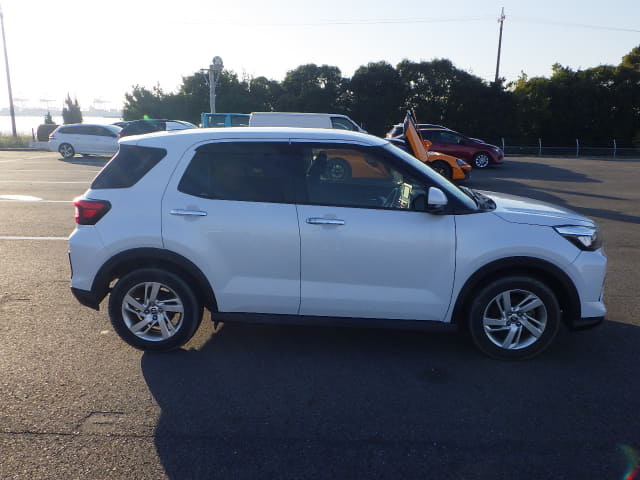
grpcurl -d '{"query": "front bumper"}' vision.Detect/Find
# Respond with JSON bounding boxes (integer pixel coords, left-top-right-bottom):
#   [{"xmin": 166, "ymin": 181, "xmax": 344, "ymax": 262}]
[
  {"xmin": 569, "ymin": 315, "xmax": 605, "ymax": 330},
  {"xmin": 71, "ymin": 287, "xmax": 103, "ymax": 311}
]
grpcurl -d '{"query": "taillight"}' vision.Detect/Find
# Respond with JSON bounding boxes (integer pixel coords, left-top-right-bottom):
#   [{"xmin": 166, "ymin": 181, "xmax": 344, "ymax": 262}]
[{"xmin": 73, "ymin": 198, "xmax": 111, "ymax": 225}]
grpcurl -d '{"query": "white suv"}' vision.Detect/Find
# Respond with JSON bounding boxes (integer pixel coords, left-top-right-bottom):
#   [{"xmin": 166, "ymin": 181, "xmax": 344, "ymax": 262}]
[
  {"xmin": 49, "ymin": 123, "xmax": 122, "ymax": 158},
  {"xmin": 69, "ymin": 128, "xmax": 606, "ymax": 359}
]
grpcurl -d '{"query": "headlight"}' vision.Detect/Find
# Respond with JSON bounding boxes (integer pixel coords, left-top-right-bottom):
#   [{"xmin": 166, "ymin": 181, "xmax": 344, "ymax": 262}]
[
  {"xmin": 554, "ymin": 225, "xmax": 602, "ymax": 251},
  {"xmin": 456, "ymin": 158, "xmax": 469, "ymax": 166}
]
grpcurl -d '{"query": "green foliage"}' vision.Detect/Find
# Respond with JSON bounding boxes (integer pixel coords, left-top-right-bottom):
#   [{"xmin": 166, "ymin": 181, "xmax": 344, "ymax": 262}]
[
  {"xmin": 121, "ymin": 45, "xmax": 640, "ymax": 146},
  {"xmin": 348, "ymin": 61, "xmax": 405, "ymax": 135},
  {"xmin": 0, "ymin": 134, "xmax": 30, "ymax": 148},
  {"xmin": 621, "ymin": 45, "xmax": 640, "ymax": 71},
  {"xmin": 62, "ymin": 94, "xmax": 83, "ymax": 124}
]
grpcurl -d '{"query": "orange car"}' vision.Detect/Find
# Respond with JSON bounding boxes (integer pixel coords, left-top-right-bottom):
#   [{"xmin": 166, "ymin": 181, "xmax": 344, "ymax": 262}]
[
  {"xmin": 318, "ymin": 141, "xmax": 471, "ymax": 182},
  {"xmin": 399, "ymin": 113, "xmax": 471, "ymax": 181}
]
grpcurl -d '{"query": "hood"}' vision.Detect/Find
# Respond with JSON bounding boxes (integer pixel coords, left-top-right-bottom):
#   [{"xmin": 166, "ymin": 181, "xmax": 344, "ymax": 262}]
[{"xmin": 481, "ymin": 190, "xmax": 595, "ymax": 227}]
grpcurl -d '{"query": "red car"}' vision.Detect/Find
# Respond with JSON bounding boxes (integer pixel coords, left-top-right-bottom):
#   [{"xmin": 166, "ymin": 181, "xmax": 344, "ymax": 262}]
[
  {"xmin": 418, "ymin": 129, "xmax": 504, "ymax": 169},
  {"xmin": 387, "ymin": 124, "xmax": 504, "ymax": 169}
]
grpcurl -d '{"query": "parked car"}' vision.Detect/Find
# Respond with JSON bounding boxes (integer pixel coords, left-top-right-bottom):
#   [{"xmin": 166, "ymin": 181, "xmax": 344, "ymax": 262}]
[
  {"xmin": 386, "ymin": 123, "xmax": 450, "ymax": 138},
  {"xmin": 419, "ymin": 129, "xmax": 504, "ymax": 168},
  {"xmin": 388, "ymin": 137, "xmax": 471, "ymax": 181},
  {"xmin": 387, "ymin": 124, "xmax": 504, "ymax": 168},
  {"xmin": 249, "ymin": 112, "xmax": 366, "ymax": 133},
  {"xmin": 48, "ymin": 123, "xmax": 121, "ymax": 159},
  {"xmin": 69, "ymin": 127, "xmax": 606, "ymax": 359},
  {"xmin": 116, "ymin": 119, "xmax": 197, "ymax": 137},
  {"xmin": 201, "ymin": 113, "xmax": 250, "ymax": 128}
]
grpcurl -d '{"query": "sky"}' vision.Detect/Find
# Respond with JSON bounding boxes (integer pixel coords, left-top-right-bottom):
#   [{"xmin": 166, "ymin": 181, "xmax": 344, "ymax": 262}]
[{"xmin": 0, "ymin": 0, "xmax": 638, "ymax": 112}]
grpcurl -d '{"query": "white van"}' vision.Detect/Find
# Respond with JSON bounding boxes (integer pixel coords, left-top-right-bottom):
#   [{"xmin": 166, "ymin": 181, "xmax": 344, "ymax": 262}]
[{"xmin": 248, "ymin": 112, "xmax": 366, "ymax": 133}]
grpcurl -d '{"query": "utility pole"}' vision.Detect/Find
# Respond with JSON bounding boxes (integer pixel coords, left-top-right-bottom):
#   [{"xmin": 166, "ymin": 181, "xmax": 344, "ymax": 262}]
[
  {"xmin": 208, "ymin": 56, "xmax": 224, "ymax": 114},
  {"xmin": 494, "ymin": 7, "xmax": 506, "ymax": 86},
  {"xmin": 0, "ymin": 5, "xmax": 17, "ymax": 137}
]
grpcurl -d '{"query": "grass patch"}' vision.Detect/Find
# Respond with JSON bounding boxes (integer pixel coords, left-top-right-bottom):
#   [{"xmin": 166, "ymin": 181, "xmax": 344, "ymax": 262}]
[{"xmin": 0, "ymin": 134, "xmax": 32, "ymax": 148}]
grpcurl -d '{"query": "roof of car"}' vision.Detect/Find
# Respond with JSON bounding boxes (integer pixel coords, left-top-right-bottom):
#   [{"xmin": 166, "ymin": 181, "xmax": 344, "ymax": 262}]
[{"xmin": 121, "ymin": 127, "xmax": 387, "ymax": 147}]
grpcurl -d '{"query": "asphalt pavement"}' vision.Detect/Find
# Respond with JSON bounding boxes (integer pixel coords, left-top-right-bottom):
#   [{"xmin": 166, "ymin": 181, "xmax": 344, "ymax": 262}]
[{"xmin": 0, "ymin": 151, "xmax": 638, "ymax": 479}]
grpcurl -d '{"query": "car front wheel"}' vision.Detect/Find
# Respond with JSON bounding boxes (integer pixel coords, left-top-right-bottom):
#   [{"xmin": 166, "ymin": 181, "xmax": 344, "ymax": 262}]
[
  {"xmin": 472, "ymin": 152, "xmax": 491, "ymax": 168},
  {"xmin": 58, "ymin": 143, "xmax": 75, "ymax": 159},
  {"xmin": 467, "ymin": 276, "xmax": 560, "ymax": 360},
  {"xmin": 108, "ymin": 268, "xmax": 203, "ymax": 351}
]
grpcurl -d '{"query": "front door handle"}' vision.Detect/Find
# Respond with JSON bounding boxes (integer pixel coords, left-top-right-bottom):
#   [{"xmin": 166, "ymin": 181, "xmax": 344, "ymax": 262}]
[
  {"xmin": 170, "ymin": 209, "xmax": 207, "ymax": 217},
  {"xmin": 306, "ymin": 217, "xmax": 345, "ymax": 226}
]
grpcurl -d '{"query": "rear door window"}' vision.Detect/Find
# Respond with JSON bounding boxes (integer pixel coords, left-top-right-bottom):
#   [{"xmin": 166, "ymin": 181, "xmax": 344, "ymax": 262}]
[{"xmin": 177, "ymin": 142, "xmax": 297, "ymax": 204}]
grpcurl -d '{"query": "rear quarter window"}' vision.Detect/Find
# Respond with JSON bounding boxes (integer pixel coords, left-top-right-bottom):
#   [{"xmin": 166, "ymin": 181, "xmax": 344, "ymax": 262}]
[{"xmin": 91, "ymin": 145, "xmax": 167, "ymax": 189}]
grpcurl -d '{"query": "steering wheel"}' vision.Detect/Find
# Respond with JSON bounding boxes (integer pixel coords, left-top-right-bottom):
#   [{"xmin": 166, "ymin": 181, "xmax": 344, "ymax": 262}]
[{"xmin": 384, "ymin": 186, "xmax": 402, "ymax": 208}]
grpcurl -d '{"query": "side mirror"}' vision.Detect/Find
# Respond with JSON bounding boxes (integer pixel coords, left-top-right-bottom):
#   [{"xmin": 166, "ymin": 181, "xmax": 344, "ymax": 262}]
[{"xmin": 426, "ymin": 187, "xmax": 448, "ymax": 213}]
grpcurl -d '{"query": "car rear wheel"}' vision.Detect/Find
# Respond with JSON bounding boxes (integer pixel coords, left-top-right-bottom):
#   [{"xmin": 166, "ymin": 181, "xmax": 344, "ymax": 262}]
[
  {"xmin": 58, "ymin": 143, "xmax": 75, "ymax": 159},
  {"xmin": 108, "ymin": 268, "xmax": 203, "ymax": 351},
  {"xmin": 472, "ymin": 152, "xmax": 491, "ymax": 168},
  {"xmin": 326, "ymin": 157, "xmax": 352, "ymax": 181},
  {"xmin": 430, "ymin": 160, "xmax": 452, "ymax": 180},
  {"xmin": 467, "ymin": 276, "xmax": 560, "ymax": 360}
]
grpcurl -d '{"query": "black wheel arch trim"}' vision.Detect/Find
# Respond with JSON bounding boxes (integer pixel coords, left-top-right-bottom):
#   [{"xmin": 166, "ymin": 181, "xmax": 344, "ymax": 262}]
[
  {"xmin": 451, "ymin": 256, "xmax": 582, "ymax": 328},
  {"xmin": 88, "ymin": 248, "xmax": 218, "ymax": 312}
]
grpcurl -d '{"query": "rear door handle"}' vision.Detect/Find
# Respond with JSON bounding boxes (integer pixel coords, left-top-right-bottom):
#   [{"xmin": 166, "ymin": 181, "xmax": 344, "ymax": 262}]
[
  {"xmin": 306, "ymin": 217, "xmax": 345, "ymax": 226},
  {"xmin": 170, "ymin": 209, "xmax": 207, "ymax": 217}
]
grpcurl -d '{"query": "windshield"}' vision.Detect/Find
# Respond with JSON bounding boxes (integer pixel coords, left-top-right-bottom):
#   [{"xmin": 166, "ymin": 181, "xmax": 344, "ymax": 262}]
[{"xmin": 382, "ymin": 142, "xmax": 477, "ymax": 210}]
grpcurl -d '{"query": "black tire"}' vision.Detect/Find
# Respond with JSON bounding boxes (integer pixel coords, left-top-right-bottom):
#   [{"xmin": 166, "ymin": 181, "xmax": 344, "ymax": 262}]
[
  {"xmin": 58, "ymin": 143, "xmax": 75, "ymax": 159},
  {"xmin": 472, "ymin": 152, "xmax": 491, "ymax": 169},
  {"xmin": 326, "ymin": 157, "xmax": 352, "ymax": 181},
  {"xmin": 108, "ymin": 268, "xmax": 203, "ymax": 352},
  {"xmin": 467, "ymin": 276, "xmax": 560, "ymax": 360},
  {"xmin": 430, "ymin": 160, "xmax": 452, "ymax": 180}
]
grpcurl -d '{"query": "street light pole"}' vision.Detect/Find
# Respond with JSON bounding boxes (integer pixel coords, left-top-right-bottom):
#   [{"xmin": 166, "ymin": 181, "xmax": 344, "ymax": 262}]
[
  {"xmin": 0, "ymin": 5, "xmax": 17, "ymax": 138},
  {"xmin": 209, "ymin": 56, "xmax": 223, "ymax": 114}
]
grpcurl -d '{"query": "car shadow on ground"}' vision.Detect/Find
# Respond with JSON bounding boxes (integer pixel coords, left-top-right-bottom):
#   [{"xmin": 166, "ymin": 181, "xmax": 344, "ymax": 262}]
[
  {"xmin": 467, "ymin": 161, "xmax": 640, "ymax": 225},
  {"xmin": 57, "ymin": 155, "xmax": 110, "ymax": 167},
  {"xmin": 141, "ymin": 320, "xmax": 640, "ymax": 479}
]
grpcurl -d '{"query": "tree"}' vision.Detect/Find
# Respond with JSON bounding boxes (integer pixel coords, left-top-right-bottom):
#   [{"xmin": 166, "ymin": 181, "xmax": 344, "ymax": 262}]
[
  {"xmin": 62, "ymin": 94, "xmax": 83, "ymax": 124},
  {"xmin": 123, "ymin": 84, "xmax": 171, "ymax": 120},
  {"xmin": 347, "ymin": 61, "xmax": 405, "ymax": 135},
  {"xmin": 276, "ymin": 64, "xmax": 346, "ymax": 113},
  {"xmin": 621, "ymin": 45, "xmax": 640, "ymax": 71}
]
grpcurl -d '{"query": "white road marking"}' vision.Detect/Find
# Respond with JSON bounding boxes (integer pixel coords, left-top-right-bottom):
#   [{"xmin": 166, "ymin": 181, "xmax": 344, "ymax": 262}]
[
  {"xmin": 0, "ymin": 180, "xmax": 88, "ymax": 184},
  {"xmin": 0, "ymin": 199, "xmax": 72, "ymax": 203},
  {"xmin": 0, "ymin": 236, "xmax": 68, "ymax": 241},
  {"xmin": 0, "ymin": 194, "xmax": 42, "ymax": 201}
]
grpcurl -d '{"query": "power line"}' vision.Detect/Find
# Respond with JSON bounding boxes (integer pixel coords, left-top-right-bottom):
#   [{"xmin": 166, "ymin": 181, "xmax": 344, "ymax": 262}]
[
  {"xmin": 174, "ymin": 15, "xmax": 638, "ymax": 32},
  {"xmin": 510, "ymin": 17, "xmax": 640, "ymax": 33},
  {"xmin": 177, "ymin": 16, "xmax": 495, "ymax": 27}
]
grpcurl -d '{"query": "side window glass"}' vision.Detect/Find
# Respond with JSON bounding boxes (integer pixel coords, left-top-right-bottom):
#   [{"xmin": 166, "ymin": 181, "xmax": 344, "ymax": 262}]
[
  {"xmin": 63, "ymin": 126, "xmax": 81, "ymax": 135},
  {"xmin": 91, "ymin": 146, "xmax": 167, "ymax": 189},
  {"xmin": 421, "ymin": 130, "xmax": 436, "ymax": 141},
  {"xmin": 302, "ymin": 144, "xmax": 425, "ymax": 210},
  {"xmin": 330, "ymin": 117, "xmax": 358, "ymax": 131},
  {"xmin": 440, "ymin": 132, "xmax": 461, "ymax": 144},
  {"xmin": 178, "ymin": 142, "xmax": 296, "ymax": 204}
]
